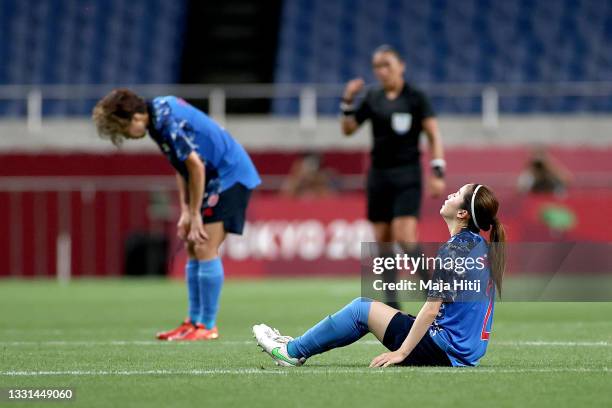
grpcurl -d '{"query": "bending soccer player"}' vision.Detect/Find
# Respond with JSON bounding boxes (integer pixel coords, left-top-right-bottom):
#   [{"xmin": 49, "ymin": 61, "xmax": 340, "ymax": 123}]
[
  {"xmin": 254, "ymin": 184, "xmax": 505, "ymax": 367},
  {"xmin": 93, "ymin": 89, "xmax": 261, "ymax": 341}
]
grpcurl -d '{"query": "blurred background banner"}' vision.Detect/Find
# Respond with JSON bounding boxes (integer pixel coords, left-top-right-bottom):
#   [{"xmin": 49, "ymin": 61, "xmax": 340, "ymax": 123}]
[
  {"xmin": 1, "ymin": 152, "xmax": 610, "ymax": 278},
  {"xmin": 1, "ymin": 0, "xmax": 612, "ymax": 279}
]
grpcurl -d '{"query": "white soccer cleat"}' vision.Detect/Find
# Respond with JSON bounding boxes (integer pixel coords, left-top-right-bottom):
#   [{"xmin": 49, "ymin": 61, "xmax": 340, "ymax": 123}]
[{"xmin": 252, "ymin": 324, "xmax": 306, "ymax": 367}]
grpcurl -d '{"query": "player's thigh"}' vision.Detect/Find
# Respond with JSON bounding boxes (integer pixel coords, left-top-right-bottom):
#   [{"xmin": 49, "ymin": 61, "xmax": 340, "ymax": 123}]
[
  {"xmin": 367, "ymin": 301, "xmax": 402, "ymax": 342},
  {"xmin": 192, "ymin": 221, "xmax": 226, "ymax": 260},
  {"xmin": 391, "ymin": 215, "xmax": 419, "ymax": 243}
]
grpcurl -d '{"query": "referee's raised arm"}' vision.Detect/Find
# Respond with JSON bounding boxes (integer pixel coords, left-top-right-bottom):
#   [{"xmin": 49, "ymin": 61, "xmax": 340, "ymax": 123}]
[{"xmin": 340, "ymin": 78, "xmax": 365, "ymax": 136}]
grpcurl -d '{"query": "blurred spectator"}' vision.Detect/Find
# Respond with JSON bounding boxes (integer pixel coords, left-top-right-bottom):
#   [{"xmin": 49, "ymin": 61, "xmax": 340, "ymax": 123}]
[
  {"xmin": 517, "ymin": 148, "xmax": 573, "ymax": 196},
  {"xmin": 281, "ymin": 153, "xmax": 339, "ymax": 198}
]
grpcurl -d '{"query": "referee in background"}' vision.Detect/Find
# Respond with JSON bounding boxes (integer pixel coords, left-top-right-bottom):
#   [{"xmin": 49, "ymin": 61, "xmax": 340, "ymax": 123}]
[{"xmin": 341, "ymin": 45, "xmax": 446, "ymax": 308}]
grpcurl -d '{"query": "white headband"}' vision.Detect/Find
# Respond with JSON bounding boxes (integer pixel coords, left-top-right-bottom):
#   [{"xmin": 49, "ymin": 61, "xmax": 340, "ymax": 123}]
[{"xmin": 470, "ymin": 184, "xmax": 484, "ymax": 230}]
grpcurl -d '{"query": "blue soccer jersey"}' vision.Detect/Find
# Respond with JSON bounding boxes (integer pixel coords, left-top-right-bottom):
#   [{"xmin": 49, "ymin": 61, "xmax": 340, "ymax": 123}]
[
  {"xmin": 146, "ymin": 96, "xmax": 261, "ymax": 194},
  {"xmin": 427, "ymin": 229, "xmax": 495, "ymax": 367}
]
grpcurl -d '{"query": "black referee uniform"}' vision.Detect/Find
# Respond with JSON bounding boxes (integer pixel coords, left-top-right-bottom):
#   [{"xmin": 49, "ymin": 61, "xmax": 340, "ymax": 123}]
[{"xmin": 353, "ymin": 83, "xmax": 435, "ymax": 222}]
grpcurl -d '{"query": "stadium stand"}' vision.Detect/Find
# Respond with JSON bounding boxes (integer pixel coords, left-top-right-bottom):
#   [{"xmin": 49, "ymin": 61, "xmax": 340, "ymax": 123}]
[
  {"xmin": 2, "ymin": 0, "xmax": 611, "ymax": 115},
  {"xmin": 274, "ymin": 0, "xmax": 612, "ymax": 113},
  {"xmin": 0, "ymin": 0, "xmax": 187, "ymax": 115}
]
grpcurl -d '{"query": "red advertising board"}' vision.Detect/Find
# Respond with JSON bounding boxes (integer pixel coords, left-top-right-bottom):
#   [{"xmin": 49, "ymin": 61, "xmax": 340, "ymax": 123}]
[{"xmin": 170, "ymin": 191, "xmax": 612, "ymax": 278}]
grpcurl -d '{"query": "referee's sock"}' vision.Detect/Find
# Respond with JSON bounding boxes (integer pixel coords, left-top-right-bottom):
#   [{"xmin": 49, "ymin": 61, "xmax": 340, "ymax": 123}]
[
  {"xmin": 287, "ymin": 297, "xmax": 372, "ymax": 359},
  {"xmin": 185, "ymin": 259, "xmax": 200, "ymax": 323},
  {"xmin": 197, "ymin": 258, "xmax": 224, "ymax": 329}
]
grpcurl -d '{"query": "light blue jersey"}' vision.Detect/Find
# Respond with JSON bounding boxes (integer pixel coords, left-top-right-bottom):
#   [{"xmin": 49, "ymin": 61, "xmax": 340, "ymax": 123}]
[
  {"xmin": 427, "ymin": 229, "xmax": 495, "ymax": 367},
  {"xmin": 147, "ymin": 96, "xmax": 261, "ymax": 193}
]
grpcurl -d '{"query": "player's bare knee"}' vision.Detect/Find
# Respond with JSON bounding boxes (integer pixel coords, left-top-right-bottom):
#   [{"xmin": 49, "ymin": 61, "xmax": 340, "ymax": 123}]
[
  {"xmin": 349, "ymin": 297, "xmax": 371, "ymax": 306},
  {"xmin": 193, "ymin": 242, "xmax": 219, "ymax": 260}
]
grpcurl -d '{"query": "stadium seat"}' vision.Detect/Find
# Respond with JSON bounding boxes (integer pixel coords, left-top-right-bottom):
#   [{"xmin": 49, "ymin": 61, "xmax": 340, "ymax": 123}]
[
  {"xmin": 0, "ymin": 0, "xmax": 187, "ymax": 116},
  {"xmin": 274, "ymin": 0, "xmax": 612, "ymax": 114}
]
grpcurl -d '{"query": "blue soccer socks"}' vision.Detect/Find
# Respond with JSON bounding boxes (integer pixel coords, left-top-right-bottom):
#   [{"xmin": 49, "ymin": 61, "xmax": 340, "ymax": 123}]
[
  {"xmin": 185, "ymin": 259, "xmax": 200, "ymax": 323},
  {"xmin": 287, "ymin": 297, "xmax": 372, "ymax": 359},
  {"xmin": 197, "ymin": 258, "xmax": 225, "ymax": 329}
]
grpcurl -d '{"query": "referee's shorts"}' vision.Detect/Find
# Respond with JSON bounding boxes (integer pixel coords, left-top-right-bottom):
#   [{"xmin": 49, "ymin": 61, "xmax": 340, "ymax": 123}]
[{"xmin": 366, "ymin": 164, "xmax": 422, "ymax": 223}]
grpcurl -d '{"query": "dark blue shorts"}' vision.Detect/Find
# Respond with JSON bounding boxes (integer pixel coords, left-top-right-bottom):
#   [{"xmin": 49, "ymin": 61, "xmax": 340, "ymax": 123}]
[
  {"xmin": 382, "ymin": 312, "xmax": 452, "ymax": 366},
  {"xmin": 201, "ymin": 183, "xmax": 252, "ymax": 235}
]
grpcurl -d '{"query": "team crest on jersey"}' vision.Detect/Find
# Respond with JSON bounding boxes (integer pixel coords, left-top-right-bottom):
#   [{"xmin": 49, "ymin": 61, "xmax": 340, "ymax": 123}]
[
  {"xmin": 391, "ymin": 112, "xmax": 412, "ymax": 135},
  {"xmin": 207, "ymin": 193, "xmax": 219, "ymax": 208},
  {"xmin": 204, "ymin": 178, "xmax": 221, "ymax": 208}
]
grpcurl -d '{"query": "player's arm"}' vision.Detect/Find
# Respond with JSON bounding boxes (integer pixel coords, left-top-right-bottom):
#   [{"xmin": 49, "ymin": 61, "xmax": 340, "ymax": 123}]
[
  {"xmin": 176, "ymin": 172, "xmax": 191, "ymax": 213},
  {"xmin": 369, "ymin": 299, "xmax": 442, "ymax": 368},
  {"xmin": 423, "ymin": 117, "xmax": 446, "ymax": 198},
  {"xmin": 184, "ymin": 152, "xmax": 208, "ymax": 243},
  {"xmin": 423, "ymin": 117, "xmax": 444, "ymax": 164},
  {"xmin": 341, "ymin": 78, "xmax": 366, "ymax": 136},
  {"xmin": 176, "ymin": 173, "xmax": 190, "ymax": 240}
]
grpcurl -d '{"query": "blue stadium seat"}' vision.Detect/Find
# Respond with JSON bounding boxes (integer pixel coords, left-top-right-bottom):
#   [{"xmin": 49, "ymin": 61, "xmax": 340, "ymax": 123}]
[
  {"xmin": 0, "ymin": 0, "xmax": 187, "ymax": 116},
  {"xmin": 274, "ymin": 0, "xmax": 612, "ymax": 114}
]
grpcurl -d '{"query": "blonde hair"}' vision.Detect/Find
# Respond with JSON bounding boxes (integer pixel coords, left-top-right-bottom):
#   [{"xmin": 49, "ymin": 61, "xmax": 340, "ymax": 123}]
[{"xmin": 92, "ymin": 88, "xmax": 146, "ymax": 146}]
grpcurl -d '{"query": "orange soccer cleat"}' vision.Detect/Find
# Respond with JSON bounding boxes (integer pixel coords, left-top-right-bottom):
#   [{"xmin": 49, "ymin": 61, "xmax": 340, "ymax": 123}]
[
  {"xmin": 169, "ymin": 324, "xmax": 219, "ymax": 341},
  {"xmin": 156, "ymin": 319, "xmax": 194, "ymax": 340}
]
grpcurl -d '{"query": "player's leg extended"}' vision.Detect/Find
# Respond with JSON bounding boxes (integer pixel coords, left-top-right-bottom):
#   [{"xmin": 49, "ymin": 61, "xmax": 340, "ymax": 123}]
[
  {"xmin": 254, "ymin": 298, "xmax": 400, "ymax": 365},
  {"xmin": 287, "ymin": 298, "xmax": 401, "ymax": 358},
  {"xmin": 285, "ymin": 297, "xmax": 373, "ymax": 359}
]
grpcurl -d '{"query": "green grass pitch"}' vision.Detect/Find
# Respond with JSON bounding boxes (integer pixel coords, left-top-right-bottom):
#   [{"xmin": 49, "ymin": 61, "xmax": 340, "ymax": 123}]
[{"xmin": 1, "ymin": 278, "xmax": 611, "ymax": 407}]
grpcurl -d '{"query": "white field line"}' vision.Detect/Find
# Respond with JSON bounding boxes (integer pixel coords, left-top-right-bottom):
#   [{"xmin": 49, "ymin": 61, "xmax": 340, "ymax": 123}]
[
  {"xmin": 0, "ymin": 329, "xmax": 160, "ymax": 334},
  {"xmin": 1, "ymin": 321, "xmax": 609, "ymax": 337},
  {"xmin": 1, "ymin": 367, "xmax": 610, "ymax": 377},
  {"xmin": 495, "ymin": 340, "xmax": 612, "ymax": 347},
  {"xmin": 0, "ymin": 340, "xmax": 610, "ymax": 347},
  {"xmin": 1, "ymin": 321, "xmax": 611, "ymax": 334}
]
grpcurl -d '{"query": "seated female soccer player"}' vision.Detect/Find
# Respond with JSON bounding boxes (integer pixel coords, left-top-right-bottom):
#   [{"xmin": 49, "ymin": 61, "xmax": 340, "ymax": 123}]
[
  {"xmin": 254, "ymin": 183, "xmax": 505, "ymax": 367},
  {"xmin": 93, "ymin": 89, "xmax": 260, "ymax": 341}
]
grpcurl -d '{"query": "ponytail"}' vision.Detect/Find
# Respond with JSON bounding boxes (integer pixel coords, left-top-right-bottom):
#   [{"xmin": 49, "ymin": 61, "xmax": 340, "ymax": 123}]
[
  {"xmin": 489, "ymin": 217, "xmax": 506, "ymax": 297},
  {"xmin": 462, "ymin": 184, "xmax": 506, "ymax": 297}
]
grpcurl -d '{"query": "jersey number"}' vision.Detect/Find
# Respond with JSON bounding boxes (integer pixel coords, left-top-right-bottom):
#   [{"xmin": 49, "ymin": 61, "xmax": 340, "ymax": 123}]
[{"xmin": 481, "ymin": 280, "xmax": 494, "ymax": 341}]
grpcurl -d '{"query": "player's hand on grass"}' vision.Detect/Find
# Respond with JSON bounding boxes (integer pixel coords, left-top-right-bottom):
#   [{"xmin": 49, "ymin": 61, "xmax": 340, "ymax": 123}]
[
  {"xmin": 187, "ymin": 215, "xmax": 209, "ymax": 244},
  {"xmin": 428, "ymin": 176, "xmax": 446, "ymax": 198},
  {"xmin": 343, "ymin": 78, "xmax": 365, "ymax": 101},
  {"xmin": 177, "ymin": 212, "xmax": 191, "ymax": 241},
  {"xmin": 369, "ymin": 350, "xmax": 408, "ymax": 368}
]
